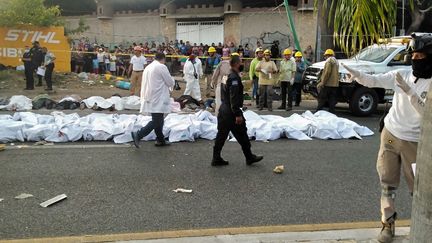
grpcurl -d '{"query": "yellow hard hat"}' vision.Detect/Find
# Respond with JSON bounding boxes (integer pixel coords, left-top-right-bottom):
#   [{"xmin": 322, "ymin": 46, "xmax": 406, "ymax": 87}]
[
  {"xmin": 294, "ymin": 51, "xmax": 303, "ymax": 58},
  {"xmin": 255, "ymin": 47, "xmax": 264, "ymax": 53},
  {"xmin": 324, "ymin": 49, "xmax": 335, "ymax": 56},
  {"xmin": 263, "ymin": 49, "xmax": 271, "ymax": 55},
  {"xmin": 231, "ymin": 52, "xmax": 240, "ymax": 56},
  {"xmin": 283, "ymin": 49, "xmax": 292, "ymax": 55},
  {"xmin": 208, "ymin": 46, "xmax": 216, "ymax": 53}
]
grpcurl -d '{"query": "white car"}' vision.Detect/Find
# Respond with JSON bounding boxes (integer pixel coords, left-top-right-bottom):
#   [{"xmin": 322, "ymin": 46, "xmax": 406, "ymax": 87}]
[{"xmin": 303, "ymin": 37, "xmax": 412, "ymax": 116}]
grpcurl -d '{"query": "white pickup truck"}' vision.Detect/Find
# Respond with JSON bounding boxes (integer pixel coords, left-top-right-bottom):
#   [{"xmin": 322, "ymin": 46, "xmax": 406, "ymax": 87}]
[{"xmin": 303, "ymin": 37, "xmax": 412, "ymax": 116}]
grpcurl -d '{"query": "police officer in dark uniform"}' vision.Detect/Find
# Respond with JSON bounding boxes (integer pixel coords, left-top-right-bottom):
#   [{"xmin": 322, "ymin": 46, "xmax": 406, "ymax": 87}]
[
  {"xmin": 30, "ymin": 41, "xmax": 45, "ymax": 86},
  {"xmin": 22, "ymin": 46, "xmax": 34, "ymax": 90},
  {"xmin": 212, "ymin": 56, "xmax": 263, "ymax": 166}
]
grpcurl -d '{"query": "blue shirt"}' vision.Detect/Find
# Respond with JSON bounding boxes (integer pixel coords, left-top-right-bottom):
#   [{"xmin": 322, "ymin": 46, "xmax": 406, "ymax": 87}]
[{"xmin": 294, "ymin": 61, "xmax": 306, "ymax": 83}]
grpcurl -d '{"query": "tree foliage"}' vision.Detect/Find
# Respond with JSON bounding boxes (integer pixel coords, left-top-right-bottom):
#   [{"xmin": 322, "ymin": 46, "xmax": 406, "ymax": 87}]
[
  {"xmin": 324, "ymin": 0, "xmax": 396, "ymax": 55},
  {"xmin": 323, "ymin": 0, "xmax": 432, "ymax": 55},
  {"xmin": 0, "ymin": 0, "xmax": 63, "ymax": 27}
]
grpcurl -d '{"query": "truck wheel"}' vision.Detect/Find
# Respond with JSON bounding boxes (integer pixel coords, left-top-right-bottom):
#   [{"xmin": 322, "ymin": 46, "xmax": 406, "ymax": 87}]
[{"xmin": 349, "ymin": 87, "xmax": 378, "ymax": 116}]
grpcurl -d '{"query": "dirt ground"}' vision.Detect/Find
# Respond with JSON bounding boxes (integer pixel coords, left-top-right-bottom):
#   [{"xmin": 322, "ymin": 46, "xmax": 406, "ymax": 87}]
[{"xmin": 0, "ymin": 69, "xmax": 186, "ymax": 101}]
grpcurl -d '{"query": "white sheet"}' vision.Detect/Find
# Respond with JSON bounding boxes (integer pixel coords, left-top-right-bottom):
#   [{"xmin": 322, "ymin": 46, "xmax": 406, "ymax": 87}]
[{"xmin": 0, "ymin": 110, "xmax": 374, "ymax": 143}]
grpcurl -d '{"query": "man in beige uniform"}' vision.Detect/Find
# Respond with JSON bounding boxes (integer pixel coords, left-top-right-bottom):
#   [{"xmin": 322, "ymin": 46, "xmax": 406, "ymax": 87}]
[
  {"xmin": 128, "ymin": 46, "xmax": 147, "ymax": 96},
  {"xmin": 212, "ymin": 56, "xmax": 231, "ymax": 116},
  {"xmin": 256, "ymin": 49, "xmax": 278, "ymax": 111},
  {"xmin": 316, "ymin": 49, "xmax": 339, "ymax": 113}
]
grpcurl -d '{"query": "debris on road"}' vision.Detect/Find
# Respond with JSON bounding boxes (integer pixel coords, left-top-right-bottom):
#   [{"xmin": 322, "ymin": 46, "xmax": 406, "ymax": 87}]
[
  {"xmin": 34, "ymin": 141, "xmax": 55, "ymax": 146},
  {"xmin": 173, "ymin": 188, "xmax": 193, "ymax": 193},
  {"xmin": 40, "ymin": 194, "xmax": 67, "ymax": 208},
  {"xmin": 15, "ymin": 193, "xmax": 34, "ymax": 199},
  {"xmin": 0, "ymin": 144, "xmax": 5, "ymax": 151},
  {"xmin": 0, "ymin": 198, "xmax": 4, "ymax": 202},
  {"xmin": 273, "ymin": 165, "xmax": 284, "ymax": 174},
  {"xmin": 17, "ymin": 145, "xmax": 29, "ymax": 149}
]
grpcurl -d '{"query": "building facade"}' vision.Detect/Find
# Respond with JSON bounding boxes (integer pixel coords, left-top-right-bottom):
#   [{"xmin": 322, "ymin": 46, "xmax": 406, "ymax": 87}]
[{"xmin": 64, "ymin": 0, "xmax": 317, "ymax": 52}]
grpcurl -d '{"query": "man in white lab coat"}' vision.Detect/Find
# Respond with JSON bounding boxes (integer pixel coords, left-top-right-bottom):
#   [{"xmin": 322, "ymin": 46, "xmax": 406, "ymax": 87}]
[
  {"xmin": 343, "ymin": 33, "xmax": 432, "ymax": 243},
  {"xmin": 131, "ymin": 53, "xmax": 175, "ymax": 147},
  {"xmin": 183, "ymin": 53, "xmax": 203, "ymax": 102}
]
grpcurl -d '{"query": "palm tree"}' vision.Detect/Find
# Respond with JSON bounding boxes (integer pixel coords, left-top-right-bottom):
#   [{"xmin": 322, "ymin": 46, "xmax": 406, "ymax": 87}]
[
  {"xmin": 322, "ymin": 0, "xmax": 432, "ymax": 55},
  {"xmin": 322, "ymin": 0, "xmax": 397, "ymax": 55}
]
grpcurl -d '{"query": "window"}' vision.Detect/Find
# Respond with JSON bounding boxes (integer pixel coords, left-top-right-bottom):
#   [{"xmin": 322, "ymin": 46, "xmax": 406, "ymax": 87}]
[
  {"xmin": 227, "ymin": 4, "xmax": 232, "ymax": 11},
  {"xmin": 162, "ymin": 8, "xmax": 167, "ymax": 14},
  {"xmin": 304, "ymin": 0, "xmax": 308, "ymax": 4},
  {"xmin": 99, "ymin": 7, "xmax": 103, "ymax": 15},
  {"xmin": 389, "ymin": 50, "xmax": 411, "ymax": 66}
]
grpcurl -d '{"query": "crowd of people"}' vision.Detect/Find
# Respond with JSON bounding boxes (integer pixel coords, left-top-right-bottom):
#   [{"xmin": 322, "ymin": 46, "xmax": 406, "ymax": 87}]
[{"xmin": 70, "ymin": 39, "xmax": 315, "ymax": 76}]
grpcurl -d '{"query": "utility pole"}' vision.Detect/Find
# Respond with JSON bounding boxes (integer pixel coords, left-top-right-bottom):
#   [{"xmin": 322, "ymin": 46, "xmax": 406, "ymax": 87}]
[
  {"xmin": 401, "ymin": 0, "xmax": 405, "ymax": 35},
  {"xmin": 283, "ymin": 0, "xmax": 301, "ymax": 52},
  {"xmin": 410, "ymin": 90, "xmax": 432, "ymax": 241}
]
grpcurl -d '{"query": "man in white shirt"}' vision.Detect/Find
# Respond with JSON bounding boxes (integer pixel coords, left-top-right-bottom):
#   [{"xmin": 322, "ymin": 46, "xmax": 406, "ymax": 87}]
[
  {"xmin": 129, "ymin": 46, "xmax": 147, "ymax": 96},
  {"xmin": 343, "ymin": 33, "xmax": 432, "ymax": 243},
  {"xmin": 97, "ymin": 48, "xmax": 106, "ymax": 73},
  {"xmin": 131, "ymin": 53, "xmax": 175, "ymax": 147},
  {"xmin": 183, "ymin": 53, "xmax": 203, "ymax": 102}
]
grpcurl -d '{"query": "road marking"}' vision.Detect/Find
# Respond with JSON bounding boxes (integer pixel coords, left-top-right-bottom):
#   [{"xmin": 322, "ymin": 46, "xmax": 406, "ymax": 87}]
[
  {"xmin": 0, "ymin": 220, "xmax": 411, "ymax": 243},
  {"xmin": 5, "ymin": 143, "xmax": 132, "ymax": 150}
]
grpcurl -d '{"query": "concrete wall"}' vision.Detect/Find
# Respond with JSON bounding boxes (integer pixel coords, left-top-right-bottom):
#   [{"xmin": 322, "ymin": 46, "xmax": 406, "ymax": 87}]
[
  {"xmin": 65, "ymin": 13, "xmax": 164, "ymax": 47},
  {"xmin": 224, "ymin": 14, "xmax": 241, "ymax": 44},
  {"xmin": 64, "ymin": 6, "xmax": 317, "ymax": 52},
  {"xmin": 239, "ymin": 8, "xmax": 317, "ymax": 52}
]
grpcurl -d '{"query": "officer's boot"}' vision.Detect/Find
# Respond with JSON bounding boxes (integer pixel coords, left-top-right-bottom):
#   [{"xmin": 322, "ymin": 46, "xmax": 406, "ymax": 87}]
[
  {"xmin": 378, "ymin": 213, "xmax": 397, "ymax": 243},
  {"xmin": 242, "ymin": 147, "xmax": 263, "ymax": 165},
  {"xmin": 212, "ymin": 147, "xmax": 229, "ymax": 166}
]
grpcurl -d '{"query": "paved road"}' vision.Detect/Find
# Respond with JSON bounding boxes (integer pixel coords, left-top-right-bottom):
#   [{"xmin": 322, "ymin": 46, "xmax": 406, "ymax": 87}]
[{"xmin": 0, "ymin": 101, "xmax": 413, "ymax": 240}]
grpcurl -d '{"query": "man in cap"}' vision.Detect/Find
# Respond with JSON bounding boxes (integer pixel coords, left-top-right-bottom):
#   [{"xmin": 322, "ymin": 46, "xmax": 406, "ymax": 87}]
[
  {"xmin": 97, "ymin": 48, "xmax": 106, "ymax": 74},
  {"xmin": 256, "ymin": 49, "xmax": 278, "ymax": 111},
  {"xmin": 128, "ymin": 46, "xmax": 147, "ymax": 96},
  {"xmin": 292, "ymin": 51, "xmax": 306, "ymax": 107},
  {"xmin": 21, "ymin": 46, "xmax": 34, "ymax": 90},
  {"xmin": 41, "ymin": 47, "xmax": 56, "ymax": 91},
  {"xmin": 204, "ymin": 46, "xmax": 221, "ymax": 98},
  {"xmin": 249, "ymin": 47, "xmax": 264, "ymax": 105},
  {"xmin": 212, "ymin": 55, "xmax": 263, "ymax": 166},
  {"xmin": 183, "ymin": 53, "xmax": 203, "ymax": 103},
  {"xmin": 316, "ymin": 49, "xmax": 339, "ymax": 113},
  {"xmin": 131, "ymin": 53, "xmax": 174, "ymax": 147},
  {"xmin": 212, "ymin": 55, "xmax": 231, "ymax": 116},
  {"xmin": 342, "ymin": 33, "xmax": 432, "ymax": 243},
  {"xmin": 30, "ymin": 41, "xmax": 44, "ymax": 87},
  {"xmin": 278, "ymin": 49, "xmax": 296, "ymax": 110}
]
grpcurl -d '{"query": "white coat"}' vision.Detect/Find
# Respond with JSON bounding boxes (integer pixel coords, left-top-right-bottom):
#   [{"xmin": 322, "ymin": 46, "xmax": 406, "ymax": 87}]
[
  {"xmin": 183, "ymin": 57, "xmax": 204, "ymax": 101},
  {"xmin": 183, "ymin": 57, "xmax": 203, "ymax": 80},
  {"xmin": 140, "ymin": 60, "xmax": 175, "ymax": 114}
]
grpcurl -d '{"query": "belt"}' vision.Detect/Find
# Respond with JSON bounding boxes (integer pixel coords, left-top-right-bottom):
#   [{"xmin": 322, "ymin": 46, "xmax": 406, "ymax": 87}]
[{"xmin": 133, "ymin": 70, "xmax": 143, "ymax": 72}]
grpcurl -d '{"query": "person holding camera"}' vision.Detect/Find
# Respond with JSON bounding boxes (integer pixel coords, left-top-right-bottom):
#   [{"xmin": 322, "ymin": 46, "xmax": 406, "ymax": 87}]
[{"xmin": 183, "ymin": 53, "xmax": 203, "ymax": 103}]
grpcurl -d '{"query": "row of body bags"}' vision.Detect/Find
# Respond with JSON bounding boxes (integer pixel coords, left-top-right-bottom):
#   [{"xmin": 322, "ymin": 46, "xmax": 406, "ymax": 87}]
[
  {"xmin": 0, "ymin": 110, "xmax": 374, "ymax": 143},
  {"xmin": 0, "ymin": 95, "xmax": 182, "ymax": 112}
]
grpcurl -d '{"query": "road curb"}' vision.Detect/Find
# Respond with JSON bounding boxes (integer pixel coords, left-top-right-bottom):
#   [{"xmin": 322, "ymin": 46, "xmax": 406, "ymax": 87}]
[{"xmin": 0, "ymin": 220, "xmax": 411, "ymax": 243}]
